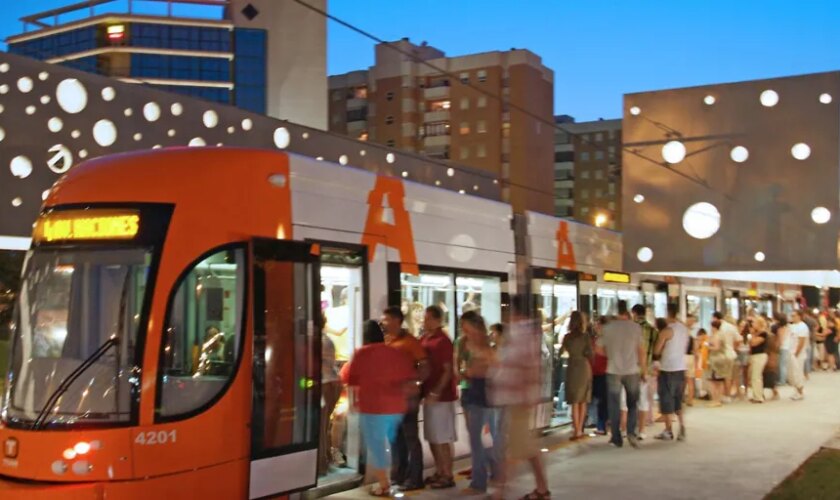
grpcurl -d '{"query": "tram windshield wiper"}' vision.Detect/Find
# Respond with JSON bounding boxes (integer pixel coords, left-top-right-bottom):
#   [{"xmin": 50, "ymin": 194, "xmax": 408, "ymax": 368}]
[{"xmin": 31, "ymin": 335, "xmax": 120, "ymax": 430}]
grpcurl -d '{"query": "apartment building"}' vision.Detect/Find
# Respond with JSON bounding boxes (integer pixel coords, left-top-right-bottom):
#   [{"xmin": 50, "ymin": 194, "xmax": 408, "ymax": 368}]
[
  {"xmin": 552, "ymin": 118, "xmax": 623, "ymax": 229},
  {"xmin": 329, "ymin": 39, "xmax": 555, "ymax": 214}
]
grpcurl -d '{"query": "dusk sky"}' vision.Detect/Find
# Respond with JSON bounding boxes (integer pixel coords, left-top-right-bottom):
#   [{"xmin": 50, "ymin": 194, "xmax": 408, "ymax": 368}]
[{"xmin": 2, "ymin": 1, "xmax": 839, "ymax": 121}]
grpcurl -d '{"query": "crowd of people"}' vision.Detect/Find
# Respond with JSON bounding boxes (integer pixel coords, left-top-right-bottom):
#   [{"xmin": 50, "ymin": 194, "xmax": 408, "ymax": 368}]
[
  {"xmin": 336, "ymin": 298, "xmax": 549, "ymax": 499},
  {"xmin": 323, "ymin": 297, "xmax": 837, "ymax": 498}
]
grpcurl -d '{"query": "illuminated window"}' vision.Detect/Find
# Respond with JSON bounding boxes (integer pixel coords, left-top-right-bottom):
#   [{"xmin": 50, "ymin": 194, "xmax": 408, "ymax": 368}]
[
  {"xmin": 430, "ymin": 100, "xmax": 451, "ymax": 111},
  {"xmin": 398, "ymin": 269, "xmax": 502, "ymax": 338},
  {"xmin": 354, "ymin": 86, "xmax": 368, "ymax": 99},
  {"xmin": 460, "ymin": 122, "xmax": 471, "ymax": 135}
]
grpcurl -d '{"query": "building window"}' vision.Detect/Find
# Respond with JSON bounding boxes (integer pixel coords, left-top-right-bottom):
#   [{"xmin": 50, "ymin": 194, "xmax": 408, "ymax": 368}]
[
  {"xmin": 385, "ymin": 115, "xmax": 395, "ymax": 125},
  {"xmin": 429, "ymin": 100, "xmax": 451, "ymax": 111},
  {"xmin": 460, "ymin": 147, "xmax": 470, "ymax": 160},
  {"xmin": 460, "ymin": 97, "xmax": 470, "ymax": 110},
  {"xmin": 386, "ymin": 91, "xmax": 394, "ymax": 101},
  {"xmin": 478, "ymin": 96, "xmax": 487, "ymax": 108},
  {"xmin": 232, "ymin": 28, "xmax": 267, "ymax": 113},
  {"xmin": 581, "ymin": 190, "xmax": 589, "ymax": 199},
  {"xmin": 608, "ymin": 201, "xmax": 616, "ymax": 210},
  {"xmin": 423, "ymin": 121, "xmax": 451, "ymax": 137},
  {"xmin": 477, "ymin": 70, "xmax": 487, "ymax": 82},
  {"xmin": 608, "ymin": 129, "xmax": 616, "ymax": 140},
  {"xmin": 477, "ymin": 144, "xmax": 486, "ymax": 158},
  {"xmin": 581, "ymin": 206, "xmax": 590, "ymax": 215},
  {"xmin": 595, "ymin": 151, "xmax": 605, "ymax": 160},
  {"xmin": 595, "ymin": 132, "xmax": 603, "ymax": 142},
  {"xmin": 477, "ymin": 120, "xmax": 487, "ymax": 134},
  {"xmin": 386, "ymin": 139, "xmax": 396, "ymax": 147},
  {"xmin": 460, "ymin": 72, "xmax": 469, "ymax": 84},
  {"xmin": 609, "ymin": 183, "xmax": 616, "ymax": 195},
  {"xmin": 332, "ymin": 91, "xmax": 342, "ymax": 102},
  {"xmin": 595, "ymin": 170, "xmax": 603, "ymax": 180},
  {"xmin": 460, "ymin": 122, "xmax": 470, "ymax": 135},
  {"xmin": 580, "ymin": 151, "xmax": 590, "ymax": 162},
  {"xmin": 359, "ymin": 132, "xmax": 369, "ymax": 141},
  {"xmin": 595, "ymin": 188, "xmax": 603, "ymax": 198},
  {"xmin": 354, "ymin": 86, "xmax": 368, "ymax": 99},
  {"xmin": 502, "ymin": 122, "xmax": 510, "ymax": 138},
  {"xmin": 580, "ymin": 170, "xmax": 590, "ymax": 179}
]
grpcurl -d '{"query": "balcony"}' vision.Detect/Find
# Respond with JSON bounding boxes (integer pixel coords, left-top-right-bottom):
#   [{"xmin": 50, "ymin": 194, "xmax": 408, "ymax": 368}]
[
  {"xmin": 347, "ymin": 97, "xmax": 367, "ymax": 110},
  {"xmin": 424, "ymin": 135, "xmax": 451, "ymax": 148},
  {"xmin": 424, "ymin": 110, "xmax": 450, "ymax": 123},
  {"xmin": 424, "ymin": 85, "xmax": 450, "ymax": 100}
]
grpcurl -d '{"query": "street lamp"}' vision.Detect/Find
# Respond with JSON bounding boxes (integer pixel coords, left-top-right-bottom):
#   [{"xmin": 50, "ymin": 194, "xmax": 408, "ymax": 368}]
[{"xmin": 594, "ymin": 213, "xmax": 608, "ymax": 227}]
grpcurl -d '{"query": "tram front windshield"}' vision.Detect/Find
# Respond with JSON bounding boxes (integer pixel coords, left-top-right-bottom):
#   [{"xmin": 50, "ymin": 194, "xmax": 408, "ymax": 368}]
[{"xmin": 3, "ymin": 246, "xmax": 151, "ymax": 427}]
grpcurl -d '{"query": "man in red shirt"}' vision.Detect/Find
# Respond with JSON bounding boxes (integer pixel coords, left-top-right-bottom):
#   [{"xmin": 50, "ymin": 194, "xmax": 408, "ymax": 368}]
[
  {"xmin": 382, "ymin": 306, "xmax": 428, "ymax": 491},
  {"xmin": 420, "ymin": 305, "xmax": 457, "ymax": 489},
  {"xmin": 341, "ymin": 319, "xmax": 416, "ymax": 496}
]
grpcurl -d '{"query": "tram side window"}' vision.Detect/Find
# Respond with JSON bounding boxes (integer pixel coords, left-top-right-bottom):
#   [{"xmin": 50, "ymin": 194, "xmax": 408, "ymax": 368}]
[{"xmin": 158, "ymin": 248, "xmax": 245, "ymax": 418}]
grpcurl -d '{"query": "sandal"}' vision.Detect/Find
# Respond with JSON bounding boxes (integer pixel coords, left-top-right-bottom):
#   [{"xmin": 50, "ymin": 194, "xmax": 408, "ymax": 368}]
[
  {"xmin": 424, "ymin": 472, "xmax": 441, "ymax": 484},
  {"xmin": 429, "ymin": 476, "xmax": 456, "ymax": 489},
  {"xmin": 520, "ymin": 489, "xmax": 551, "ymax": 499},
  {"xmin": 369, "ymin": 485, "xmax": 391, "ymax": 497}
]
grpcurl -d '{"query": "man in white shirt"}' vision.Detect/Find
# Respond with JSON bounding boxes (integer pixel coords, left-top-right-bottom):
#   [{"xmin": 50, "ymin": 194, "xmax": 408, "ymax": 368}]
[
  {"xmin": 713, "ymin": 312, "xmax": 740, "ymax": 401},
  {"xmin": 788, "ymin": 311, "xmax": 810, "ymax": 400}
]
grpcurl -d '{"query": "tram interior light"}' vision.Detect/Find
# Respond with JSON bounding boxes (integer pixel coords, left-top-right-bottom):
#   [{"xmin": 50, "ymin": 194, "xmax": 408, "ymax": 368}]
[{"xmin": 74, "ymin": 441, "xmax": 91, "ymax": 455}]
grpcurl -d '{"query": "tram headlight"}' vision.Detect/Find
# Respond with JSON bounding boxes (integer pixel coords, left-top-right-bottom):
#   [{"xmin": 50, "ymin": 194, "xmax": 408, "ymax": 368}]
[{"xmin": 74, "ymin": 441, "xmax": 91, "ymax": 455}]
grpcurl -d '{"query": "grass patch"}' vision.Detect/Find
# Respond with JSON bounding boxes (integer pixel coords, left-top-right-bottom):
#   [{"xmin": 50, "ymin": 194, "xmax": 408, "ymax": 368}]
[{"xmin": 766, "ymin": 447, "xmax": 840, "ymax": 500}]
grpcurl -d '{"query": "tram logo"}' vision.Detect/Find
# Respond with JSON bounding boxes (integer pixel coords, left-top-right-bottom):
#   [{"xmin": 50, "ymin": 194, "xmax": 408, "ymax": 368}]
[
  {"xmin": 3, "ymin": 437, "xmax": 18, "ymax": 459},
  {"xmin": 361, "ymin": 176, "xmax": 419, "ymax": 275},
  {"xmin": 556, "ymin": 221, "xmax": 577, "ymax": 271}
]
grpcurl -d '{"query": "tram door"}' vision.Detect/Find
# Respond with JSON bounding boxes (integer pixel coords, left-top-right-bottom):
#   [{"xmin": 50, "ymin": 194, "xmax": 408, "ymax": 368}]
[
  {"xmin": 249, "ymin": 239, "xmax": 321, "ymax": 499},
  {"xmin": 319, "ymin": 245, "xmax": 366, "ymax": 484}
]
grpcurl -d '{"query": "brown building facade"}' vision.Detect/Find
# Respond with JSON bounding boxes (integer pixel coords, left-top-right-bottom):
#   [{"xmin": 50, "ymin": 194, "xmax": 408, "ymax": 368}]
[
  {"xmin": 553, "ymin": 118, "xmax": 622, "ymax": 229},
  {"xmin": 329, "ymin": 39, "xmax": 554, "ymax": 214}
]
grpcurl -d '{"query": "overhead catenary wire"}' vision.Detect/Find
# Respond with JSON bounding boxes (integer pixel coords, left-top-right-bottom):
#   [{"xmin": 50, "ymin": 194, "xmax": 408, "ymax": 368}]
[{"xmin": 292, "ymin": 0, "xmax": 720, "ymax": 198}]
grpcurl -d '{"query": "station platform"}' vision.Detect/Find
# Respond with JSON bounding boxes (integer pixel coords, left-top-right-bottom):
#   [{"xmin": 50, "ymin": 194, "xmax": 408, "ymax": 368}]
[{"xmin": 328, "ymin": 371, "xmax": 840, "ymax": 499}]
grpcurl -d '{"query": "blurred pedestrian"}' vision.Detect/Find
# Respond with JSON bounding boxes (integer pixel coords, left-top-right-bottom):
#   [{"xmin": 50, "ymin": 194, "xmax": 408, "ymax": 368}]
[
  {"xmin": 490, "ymin": 296, "xmax": 550, "ymax": 500},
  {"xmin": 341, "ymin": 320, "xmax": 417, "ymax": 496},
  {"xmin": 561, "ymin": 311, "xmax": 593, "ymax": 440}
]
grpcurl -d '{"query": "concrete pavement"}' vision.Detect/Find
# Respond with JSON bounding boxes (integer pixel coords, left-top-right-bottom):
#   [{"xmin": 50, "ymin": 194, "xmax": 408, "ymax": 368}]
[{"xmin": 327, "ymin": 370, "xmax": 840, "ymax": 499}]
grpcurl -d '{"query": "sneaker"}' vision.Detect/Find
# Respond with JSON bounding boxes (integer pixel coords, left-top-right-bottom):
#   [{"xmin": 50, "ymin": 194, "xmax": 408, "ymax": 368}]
[
  {"xmin": 677, "ymin": 427, "xmax": 686, "ymax": 442},
  {"xmin": 637, "ymin": 433, "xmax": 647, "ymax": 441},
  {"xmin": 654, "ymin": 430, "xmax": 674, "ymax": 441},
  {"xmin": 609, "ymin": 439, "xmax": 623, "ymax": 448},
  {"xmin": 627, "ymin": 435, "xmax": 640, "ymax": 448}
]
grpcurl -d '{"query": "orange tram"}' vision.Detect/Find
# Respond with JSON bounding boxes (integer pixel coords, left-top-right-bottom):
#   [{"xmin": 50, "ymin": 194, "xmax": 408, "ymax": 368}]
[{"xmin": 0, "ymin": 147, "xmax": 796, "ymax": 499}]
